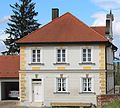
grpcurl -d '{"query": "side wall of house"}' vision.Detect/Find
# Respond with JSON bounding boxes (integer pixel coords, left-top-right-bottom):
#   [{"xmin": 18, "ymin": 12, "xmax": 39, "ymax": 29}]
[{"xmin": 106, "ymin": 47, "xmax": 114, "ymax": 94}]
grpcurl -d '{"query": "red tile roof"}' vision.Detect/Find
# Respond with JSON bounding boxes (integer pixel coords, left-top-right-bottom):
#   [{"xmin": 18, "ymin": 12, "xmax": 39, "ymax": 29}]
[
  {"xmin": 17, "ymin": 12, "xmax": 108, "ymax": 44},
  {"xmin": 91, "ymin": 26, "xmax": 106, "ymax": 37},
  {"xmin": 0, "ymin": 55, "xmax": 19, "ymax": 78}
]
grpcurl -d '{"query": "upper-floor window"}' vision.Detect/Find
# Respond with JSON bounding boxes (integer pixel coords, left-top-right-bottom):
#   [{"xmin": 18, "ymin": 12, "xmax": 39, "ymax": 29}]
[
  {"xmin": 57, "ymin": 49, "xmax": 66, "ymax": 63},
  {"xmin": 82, "ymin": 78, "xmax": 92, "ymax": 92},
  {"xmin": 82, "ymin": 49, "xmax": 91, "ymax": 62},
  {"xmin": 32, "ymin": 49, "xmax": 41, "ymax": 63},
  {"xmin": 56, "ymin": 77, "xmax": 67, "ymax": 92}
]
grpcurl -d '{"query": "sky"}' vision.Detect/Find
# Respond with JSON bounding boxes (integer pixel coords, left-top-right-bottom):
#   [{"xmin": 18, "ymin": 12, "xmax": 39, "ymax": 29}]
[{"xmin": 0, "ymin": 0, "xmax": 120, "ymax": 57}]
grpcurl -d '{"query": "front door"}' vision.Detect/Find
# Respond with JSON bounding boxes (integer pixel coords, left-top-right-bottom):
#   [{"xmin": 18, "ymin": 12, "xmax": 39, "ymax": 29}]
[{"xmin": 32, "ymin": 82, "xmax": 42, "ymax": 102}]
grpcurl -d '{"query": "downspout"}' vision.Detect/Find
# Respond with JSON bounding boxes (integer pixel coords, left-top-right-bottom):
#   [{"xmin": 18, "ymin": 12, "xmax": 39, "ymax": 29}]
[{"xmin": 113, "ymin": 51, "xmax": 115, "ymax": 94}]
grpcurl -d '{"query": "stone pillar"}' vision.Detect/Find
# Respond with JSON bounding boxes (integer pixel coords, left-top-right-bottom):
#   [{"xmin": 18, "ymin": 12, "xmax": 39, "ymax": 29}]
[{"xmin": 20, "ymin": 72, "xmax": 26, "ymax": 102}]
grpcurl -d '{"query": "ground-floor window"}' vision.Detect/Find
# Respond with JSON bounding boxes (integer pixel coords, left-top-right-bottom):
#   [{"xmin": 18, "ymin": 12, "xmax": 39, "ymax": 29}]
[
  {"xmin": 82, "ymin": 78, "xmax": 92, "ymax": 92},
  {"xmin": 56, "ymin": 77, "xmax": 67, "ymax": 92}
]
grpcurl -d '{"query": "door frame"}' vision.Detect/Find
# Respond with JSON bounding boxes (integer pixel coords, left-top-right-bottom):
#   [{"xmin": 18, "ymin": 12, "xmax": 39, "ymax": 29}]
[{"xmin": 32, "ymin": 78, "xmax": 44, "ymax": 102}]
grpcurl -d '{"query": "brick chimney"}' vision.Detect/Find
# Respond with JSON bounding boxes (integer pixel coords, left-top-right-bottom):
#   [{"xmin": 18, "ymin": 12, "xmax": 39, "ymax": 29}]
[
  {"xmin": 105, "ymin": 10, "xmax": 114, "ymax": 40},
  {"xmin": 52, "ymin": 8, "xmax": 59, "ymax": 20}
]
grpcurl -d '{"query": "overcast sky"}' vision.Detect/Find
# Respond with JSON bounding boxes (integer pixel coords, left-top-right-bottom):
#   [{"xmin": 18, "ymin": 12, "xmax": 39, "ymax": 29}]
[{"xmin": 0, "ymin": 0, "xmax": 120, "ymax": 57}]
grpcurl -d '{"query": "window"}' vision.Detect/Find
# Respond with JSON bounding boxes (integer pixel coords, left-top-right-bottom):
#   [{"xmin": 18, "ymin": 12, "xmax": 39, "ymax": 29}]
[
  {"xmin": 82, "ymin": 78, "xmax": 92, "ymax": 92},
  {"xmin": 32, "ymin": 49, "xmax": 41, "ymax": 63},
  {"xmin": 82, "ymin": 49, "xmax": 91, "ymax": 62},
  {"xmin": 57, "ymin": 49, "xmax": 66, "ymax": 63},
  {"xmin": 56, "ymin": 78, "xmax": 66, "ymax": 92}
]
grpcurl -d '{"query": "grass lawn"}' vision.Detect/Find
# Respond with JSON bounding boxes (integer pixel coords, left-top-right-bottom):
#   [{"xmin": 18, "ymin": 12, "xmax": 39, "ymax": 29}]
[{"xmin": 103, "ymin": 99, "xmax": 120, "ymax": 108}]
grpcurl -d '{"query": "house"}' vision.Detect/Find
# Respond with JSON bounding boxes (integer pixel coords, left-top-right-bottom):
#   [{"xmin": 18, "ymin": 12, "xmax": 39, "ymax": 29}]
[
  {"xmin": 16, "ymin": 9, "xmax": 117, "ymax": 107},
  {"xmin": 0, "ymin": 55, "xmax": 19, "ymax": 100}
]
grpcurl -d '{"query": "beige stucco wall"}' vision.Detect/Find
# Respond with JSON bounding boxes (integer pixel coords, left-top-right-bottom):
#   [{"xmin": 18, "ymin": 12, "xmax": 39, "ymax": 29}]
[
  {"xmin": 24, "ymin": 71, "xmax": 100, "ymax": 106},
  {"xmin": 19, "ymin": 44, "xmax": 113, "ymax": 106}
]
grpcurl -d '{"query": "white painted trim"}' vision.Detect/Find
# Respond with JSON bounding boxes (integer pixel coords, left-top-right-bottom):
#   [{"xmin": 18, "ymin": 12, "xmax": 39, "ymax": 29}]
[
  {"xmin": 81, "ymin": 46, "xmax": 92, "ymax": 63},
  {"xmin": 31, "ymin": 47, "xmax": 43, "ymax": 63},
  {"xmin": 55, "ymin": 47, "xmax": 68, "ymax": 63},
  {"xmin": 80, "ymin": 75, "xmax": 95, "ymax": 93},
  {"xmin": 31, "ymin": 75, "xmax": 44, "ymax": 102},
  {"xmin": 55, "ymin": 75, "xmax": 69, "ymax": 93}
]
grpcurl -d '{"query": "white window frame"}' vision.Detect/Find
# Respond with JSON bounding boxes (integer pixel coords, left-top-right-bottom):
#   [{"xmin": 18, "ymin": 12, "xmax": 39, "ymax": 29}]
[
  {"xmin": 56, "ymin": 77, "xmax": 68, "ymax": 92},
  {"xmin": 56, "ymin": 48, "xmax": 67, "ymax": 63},
  {"xmin": 31, "ymin": 48, "xmax": 42, "ymax": 63},
  {"xmin": 82, "ymin": 77, "xmax": 92, "ymax": 92},
  {"xmin": 82, "ymin": 48, "xmax": 92, "ymax": 62}
]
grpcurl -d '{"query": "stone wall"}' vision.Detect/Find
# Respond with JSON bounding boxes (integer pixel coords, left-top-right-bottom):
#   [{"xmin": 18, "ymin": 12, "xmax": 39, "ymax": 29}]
[{"xmin": 97, "ymin": 94, "xmax": 120, "ymax": 107}]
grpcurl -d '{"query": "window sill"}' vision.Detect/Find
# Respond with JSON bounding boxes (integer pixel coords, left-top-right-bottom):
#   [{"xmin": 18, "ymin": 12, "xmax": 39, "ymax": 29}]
[
  {"xmin": 79, "ymin": 92, "xmax": 96, "ymax": 95},
  {"xmin": 79, "ymin": 62, "xmax": 95, "ymax": 65},
  {"xmin": 54, "ymin": 92, "xmax": 70, "ymax": 94},
  {"xmin": 53, "ymin": 62, "xmax": 70, "ymax": 65},
  {"xmin": 28, "ymin": 62, "xmax": 45, "ymax": 65}
]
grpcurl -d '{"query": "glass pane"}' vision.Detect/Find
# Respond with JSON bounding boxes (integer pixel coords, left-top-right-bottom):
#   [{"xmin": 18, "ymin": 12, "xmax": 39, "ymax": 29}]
[
  {"xmin": 83, "ymin": 78, "xmax": 87, "ymax": 91},
  {"xmin": 62, "ymin": 53, "xmax": 65, "ymax": 57},
  {"xmin": 83, "ymin": 49, "xmax": 86, "ymax": 53},
  {"xmin": 62, "ymin": 57, "xmax": 65, "ymax": 62},
  {"xmin": 83, "ymin": 58, "xmax": 86, "ymax": 61},
  {"xmin": 32, "ymin": 50, "xmax": 36, "ymax": 54},
  {"xmin": 88, "ymin": 58, "xmax": 91, "ymax": 61},
  {"xmin": 33, "ymin": 58, "xmax": 35, "ymax": 62},
  {"xmin": 57, "ymin": 78, "xmax": 61, "ymax": 91},
  {"xmin": 57, "ymin": 49, "xmax": 61, "ymax": 54},
  {"xmin": 57, "ymin": 53, "xmax": 61, "ymax": 57},
  {"xmin": 88, "ymin": 78, "xmax": 91, "ymax": 91},
  {"xmin": 62, "ymin": 78, "xmax": 66, "ymax": 91},
  {"xmin": 37, "ymin": 50, "xmax": 40, "ymax": 54},
  {"xmin": 88, "ymin": 54, "xmax": 91, "ymax": 57},
  {"xmin": 32, "ymin": 50, "xmax": 36, "ymax": 62},
  {"xmin": 83, "ymin": 54, "xmax": 86, "ymax": 57},
  {"xmin": 88, "ymin": 49, "xmax": 91, "ymax": 53},
  {"xmin": 57, "ymin": 58, "xmax": 61, "ymax": 62},
  {"xmin": 62, "ymin": 49, "xmax": 65, "ymax": 54}
]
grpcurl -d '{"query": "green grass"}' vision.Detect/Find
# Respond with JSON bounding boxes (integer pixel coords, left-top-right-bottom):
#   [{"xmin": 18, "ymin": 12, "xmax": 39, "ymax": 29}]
[{"xmin": 103, "ymin": 99, "xmax": 120, "ymax": 108}]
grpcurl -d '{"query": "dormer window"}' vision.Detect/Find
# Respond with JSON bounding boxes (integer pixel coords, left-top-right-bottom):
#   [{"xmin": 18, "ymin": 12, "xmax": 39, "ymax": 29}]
[{"xmin": 32, "ymin": 49, "xmax": 41, "ymax": 63}]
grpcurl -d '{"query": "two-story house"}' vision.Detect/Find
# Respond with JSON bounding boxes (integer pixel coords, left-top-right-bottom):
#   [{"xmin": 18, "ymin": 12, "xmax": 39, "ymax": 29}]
[{"xmin": 17, "ymin": 9, "xmax": 117, "ymax": 107}]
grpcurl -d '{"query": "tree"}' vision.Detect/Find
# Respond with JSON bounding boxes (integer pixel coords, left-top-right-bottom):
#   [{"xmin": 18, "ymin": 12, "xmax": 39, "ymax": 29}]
[{"xmin": 2, "ymin": 0, "xmax": 40, "ymax": 55}]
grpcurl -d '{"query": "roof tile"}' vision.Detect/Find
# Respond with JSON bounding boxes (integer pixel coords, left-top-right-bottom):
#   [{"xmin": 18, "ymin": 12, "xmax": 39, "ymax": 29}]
[
  {"xmin": 0, "ymin": 55, "xmax": 19, "ymax": 78},
  {"xmin": 17, "ymin": 13, "xmax": 108, "ymax": 44}
]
